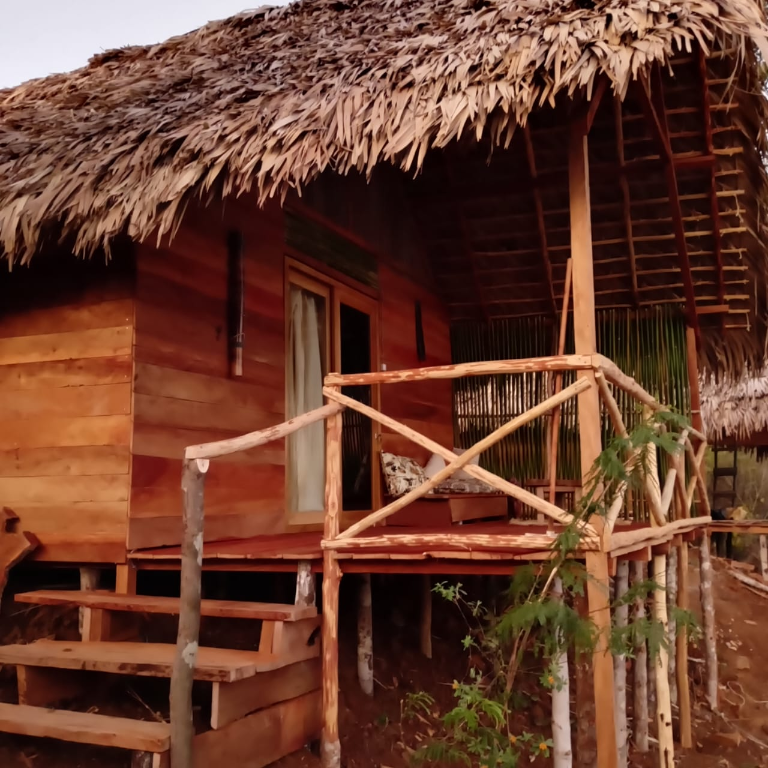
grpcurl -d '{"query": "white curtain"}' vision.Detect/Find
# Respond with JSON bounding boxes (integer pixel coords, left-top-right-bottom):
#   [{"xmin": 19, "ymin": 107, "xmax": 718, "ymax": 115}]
[{"xmin": 287, "ymin": 287, "xmax": 326, "ymax": 512}]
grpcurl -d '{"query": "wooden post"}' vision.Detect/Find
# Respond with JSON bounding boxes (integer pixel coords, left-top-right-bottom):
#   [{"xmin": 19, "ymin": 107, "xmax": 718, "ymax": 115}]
[
  {"xmin": 79, "ymin": 567, "xmax": 100, "ymax": 638},
  {"xmin": 570, "ymin": 116, "xmax": 617, "ymax": 768},
  {"xmin": 632, "ymin": 562, "xmax": 649, "ymax": 753},
  {"xmin": 759, "ymin": 536, "xmax": 768, "ymax": 580},
  {"xmin": 322, "ymin": 396, "xmax": 343, "ymax": 768},
  {"xmin": 665, "ymin": 548, "xmax": 678, "ymax": 708},
  {"xmin": 170, "ymin": 457, "xmax": 209, "ymax": 768},
  {"xmin": 613, "ymin": 562, "xmax": 628, "ymax": 768},
  {"xmin": 420, "ymin": 574, "xmax": 433, "ymax": 659},
  {"xmin": 551, "ymin": 577, "xmax": 573, "ymax": 768},
  {"xmin": 652, "ymin": 553, "xmax": 674, "ymax": 768},
  {"xmin": 676, "ymin": 543, "xmax": 692, "ymax": 748},
  {"xmin": 116, "ymin": 564, "xmax": 138, "ymax": 595},
  {"xmin": 357, "ymin": 574, "xmax": 374, "ymax": 697},
  {"xmin": 699, "ymin": 532, "xmax": 718, "ymax": 709}
]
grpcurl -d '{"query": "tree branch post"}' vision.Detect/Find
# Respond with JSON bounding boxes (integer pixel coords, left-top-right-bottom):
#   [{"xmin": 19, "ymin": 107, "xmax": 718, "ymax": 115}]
[{"xmin": 170, "ymin": 457, "xmax": 209, "ymax": 768}]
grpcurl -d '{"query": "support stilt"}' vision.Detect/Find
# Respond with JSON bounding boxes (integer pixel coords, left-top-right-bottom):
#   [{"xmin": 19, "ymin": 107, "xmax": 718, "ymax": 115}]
[
  {"xmin": 631, "ymin": 562, "xmax": 649, "ymax": 753},
  {"xmin": 357, "ymin": 574, "xmax": 373, "ymax": 697},
  {"xmin": 570, "ymin": 112, "xmax": 617, "ymax": 768},
  {"xmin": 652, "ymin": 554, "xmax": 674, "ymax": 768},
  {"xmin": 760, "ymin": 536, "xmax": 768, "ymax": 580},
  {"xmin": 420, "ymin": 574, "xmax": 433, "ymax": 659},
  {"xmin": 322, "ymin": 396, "xmax": 343, "ymax": 768},
  {"xmin": 551, "ymin": 577, "xmax": 573, "ymax": 768},
  {"xmin": 666, "ymin": 548, "xmax": 678, "ymax": 708},
  {"xmin": 79, "ymin": 567, "xmax": 100, "ymax": 638},
  {"xmin": 699, "ymin": 533, "xmax": 718, "ymax": 710},
  {"xmin": 676, "ymin": 543, "xmax": 692, "ymax": 748},
  {"xmin": 613, "ymin": 562, "xmax": 628, "ymax": 768}
]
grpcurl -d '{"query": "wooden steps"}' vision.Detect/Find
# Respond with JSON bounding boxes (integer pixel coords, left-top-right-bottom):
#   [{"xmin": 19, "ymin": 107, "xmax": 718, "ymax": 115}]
[
  {"xmin": 0, "ymin": 703, "xmax": 170, "ymax": 752},
  {"xmin": 16, "ymin": 590, "xmax": 316, "ymax": 621},
  {"xmin": 0, "ymin": 641, "xmax": 295, "ymax": 682}
]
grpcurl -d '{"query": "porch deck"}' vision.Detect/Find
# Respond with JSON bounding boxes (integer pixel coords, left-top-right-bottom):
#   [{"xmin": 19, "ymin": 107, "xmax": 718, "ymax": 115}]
[{"xmin": 129, "ymin": 517, "xmax": 708, "ymax": 573}]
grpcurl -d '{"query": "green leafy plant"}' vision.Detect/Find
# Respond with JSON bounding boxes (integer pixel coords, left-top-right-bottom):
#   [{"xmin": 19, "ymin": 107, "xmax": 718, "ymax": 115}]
[{"xmin": 406, "ymin": 410, "xmax": 700, "ymax": 767}]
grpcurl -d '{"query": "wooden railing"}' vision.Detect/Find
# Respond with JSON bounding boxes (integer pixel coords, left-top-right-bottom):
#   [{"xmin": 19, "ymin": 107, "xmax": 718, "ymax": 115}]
[{"xmin": 320, "ymin": 353, "xmax": 710, "ymax": 557}]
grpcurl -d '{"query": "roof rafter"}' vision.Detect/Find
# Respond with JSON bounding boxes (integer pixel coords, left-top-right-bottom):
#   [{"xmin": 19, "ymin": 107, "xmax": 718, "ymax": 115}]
[
  {"xmin": 522, "ymin": 125, "xmax": 558, "ymax": 317},
  {"xmin": 635, "ymin": 68, "xmax": 701, "ymax": 341},
  {"xmin": 613, "ymin": 96, "xmax": 640, "ymax": 306},
  {"xmin": 697, "ymin": 46, "xmax": 727, "ymax": 334}
]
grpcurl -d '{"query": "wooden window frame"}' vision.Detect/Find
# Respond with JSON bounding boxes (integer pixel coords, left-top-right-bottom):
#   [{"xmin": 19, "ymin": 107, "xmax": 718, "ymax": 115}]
[{"xmin": 285, "ymin": 257, "xmax": 382, "ymax": 530}]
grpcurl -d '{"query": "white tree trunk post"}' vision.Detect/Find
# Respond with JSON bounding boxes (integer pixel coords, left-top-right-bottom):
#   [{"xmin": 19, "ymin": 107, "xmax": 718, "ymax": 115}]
[
  {"xmin": 79, "ymin": 567, "xmax": 100, "ymax": 638},
  {"xmin": 613, "ymin": 562, "xmax": 629, "ymax": 768},
  {"xmin": 295, "ymin": 560, "xmax": 316, "ymax": 607},
  {"xmin": 632, "ymin": 562, "xmax": 649, "ymax": 753},
  {"xmin": 760, "ymin": 536, "xmax": 768, "ymax": 580},
  {"xmin": 170, "ymin": 457, "xmax": 209, "ymax": 768},
  {"xmin": 699, "ymin": 533, "xmax": 718, "ymax": 710},
  {"xmin": 551, "ymin": 577, "xmax": 573, "ymax": 768},
  {"xmin": 652, "ymin": 554, "xmax": 674, "ymax": 768},
  {"xmin": 357, "ymin": 574, "xmax": 374, "ymax": 697},
  {"xmin": 665, "ymin": 548, "xmax": 678, "ymax": 708}
]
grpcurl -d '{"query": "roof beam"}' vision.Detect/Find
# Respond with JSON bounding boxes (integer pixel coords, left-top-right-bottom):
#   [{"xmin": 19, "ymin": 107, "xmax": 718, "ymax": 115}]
[
  {"xmin": 697, "ymin": 46, "xmax": 727, "ymax": 333},
  {"xmin": 613, "ymin": 96, "xmax": 639, "ymax": 306},
  {"xmin": 523, "ymin": 125, "xmax": 558, "ymax": 316},
  {"xmin": 635, "ymin": 69, "xmax": 700, "ymax": 340}
]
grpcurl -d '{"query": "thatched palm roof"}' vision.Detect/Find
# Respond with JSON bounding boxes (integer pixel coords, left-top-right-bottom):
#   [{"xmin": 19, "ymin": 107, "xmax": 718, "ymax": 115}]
[
  {"xmin": 1, "ymin": 0, "xmax": 767, "ymax": 266},
  {"xmin": 701, "ymin": 368, "xmax": 768, "ymax": 444}
]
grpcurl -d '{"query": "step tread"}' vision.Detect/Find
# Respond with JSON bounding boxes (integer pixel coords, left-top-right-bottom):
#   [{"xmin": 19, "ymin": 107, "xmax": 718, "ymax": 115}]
[
  {"xmin": 0, "ymin": 641, "xmax": 293, "ymax": 682},
  {"xmin": 15, "ymin": 591, "xmax": 316, "ymax": 621},
  {"xmin": 0, "ymin": 702, "xmax": 169, "ymax": 752}
]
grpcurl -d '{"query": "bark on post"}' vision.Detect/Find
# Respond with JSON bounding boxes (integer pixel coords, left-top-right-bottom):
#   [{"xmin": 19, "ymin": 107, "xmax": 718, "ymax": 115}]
[
  {"xmin": 551, "ymin": 577, "xmax": 573, "ymax": 768},
  {"xmin": 613, "ymin": 562, "xmax": 629, "ymax": 768},
  {"xmin": 631, "ymin": 562, "xmax": 649, "ymax": 753},
  {"xmin": 420, "ymin": 574, "xmax": 433, "ymax": 659},
  {"xmin": 322, "ymin": 400, "xmax": 343, "ymax": 768},
  {"xmin": 357, "ymin": 574, "xmax": 374, "ymax": 696},
  {"xmin": 652, "ymin": 554, "xmax": 674, "ymax": 768},
  {"xmin": 760, "ymin": 536, "xmax": 768, "ymax": 580},
  {"xmin": 665, "ymin": 548, "xmax": 678, "ymax": 708},
  {"xmin": 170, "ymin": 457, "xmax": 209, "ymax": 768},
  {"xmin": 699, "ymin": 532, "xmax": 718, "ymax": 709}
]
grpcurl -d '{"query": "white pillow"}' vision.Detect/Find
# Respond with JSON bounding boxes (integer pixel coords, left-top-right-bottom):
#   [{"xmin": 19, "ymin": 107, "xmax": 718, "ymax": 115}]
[{"xmin": 423, "ymin": 449, "xmax": 479, "ymax": 482}]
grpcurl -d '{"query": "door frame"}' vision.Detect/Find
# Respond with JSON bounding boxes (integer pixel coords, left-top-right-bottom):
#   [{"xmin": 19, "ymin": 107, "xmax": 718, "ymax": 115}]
[{"xmin": 285, "ymin": 257, "xmax": 382, "ymax": 530}]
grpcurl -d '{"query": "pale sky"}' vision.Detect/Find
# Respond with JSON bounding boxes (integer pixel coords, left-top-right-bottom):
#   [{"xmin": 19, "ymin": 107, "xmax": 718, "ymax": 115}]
[{"xmin": 0, "ymin": 0, "xmax": 291, "ymax": 89}]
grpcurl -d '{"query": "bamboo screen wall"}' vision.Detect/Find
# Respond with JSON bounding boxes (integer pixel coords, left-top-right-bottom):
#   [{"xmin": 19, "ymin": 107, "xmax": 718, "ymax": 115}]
[{"xmin": 451, "ymin": 308, "xmax": 690, "ymax": 521}]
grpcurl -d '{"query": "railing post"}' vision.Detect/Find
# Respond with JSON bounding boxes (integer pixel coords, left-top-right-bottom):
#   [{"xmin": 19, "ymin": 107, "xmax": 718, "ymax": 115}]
[
  {"xmin": 322, "ymin": 388, "xmax": 343, "ymax": 768},
  {"xmin": 170, "ymin": 457, "xmax": 209, "ymax": 768}
]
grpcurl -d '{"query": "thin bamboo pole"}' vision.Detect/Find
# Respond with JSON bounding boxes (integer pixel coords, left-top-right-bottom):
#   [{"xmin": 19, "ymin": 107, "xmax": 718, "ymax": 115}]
[{"xmin": 170, "ymin": 457, "xmax": 209, "ymax": 768}]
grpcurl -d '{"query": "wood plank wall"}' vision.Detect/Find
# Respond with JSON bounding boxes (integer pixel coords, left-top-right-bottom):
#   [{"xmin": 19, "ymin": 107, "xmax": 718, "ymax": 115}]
[
  {"xmin": 129, "ymin": 199, "xmax": 288, "ymax": 549},
  {"xmin": 0, "ymin": 250, "xmax": 135, "ymax": 562},
  {"xmin": 378, "ymin": 266, "xmax": 453, "ymax": 464}
]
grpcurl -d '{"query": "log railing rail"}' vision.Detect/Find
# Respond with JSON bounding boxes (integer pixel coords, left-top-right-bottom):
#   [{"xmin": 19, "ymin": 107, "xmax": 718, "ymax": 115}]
[{"xmin": 170, "ymin": 403, "xmax": 347, "ymax": 768}]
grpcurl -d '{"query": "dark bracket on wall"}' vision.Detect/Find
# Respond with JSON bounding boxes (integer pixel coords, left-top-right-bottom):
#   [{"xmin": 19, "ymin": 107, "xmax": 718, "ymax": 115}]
[{"xmin": 227, "ymin": 230, "xmax": 245, "ymax": 377}]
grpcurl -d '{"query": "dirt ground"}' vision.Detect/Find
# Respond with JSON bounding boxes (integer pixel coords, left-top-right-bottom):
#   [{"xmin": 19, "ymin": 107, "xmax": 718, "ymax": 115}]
[{"xmin": 0, "ymin": 561, "xmax": 767, "ymax": 768}]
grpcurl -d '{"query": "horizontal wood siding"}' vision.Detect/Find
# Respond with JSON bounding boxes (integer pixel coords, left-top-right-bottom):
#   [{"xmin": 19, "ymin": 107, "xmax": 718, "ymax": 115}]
[
  {"xmin": 129, "ymin": 200, "xmax": 287, "ymax": 549},
  {"xmin": 378, "ymin": 265, "xmax": 453, "ymax": 464},
  {"xmin": 0, "ymin": 251, "xmax": 134, "ymax": 563}
]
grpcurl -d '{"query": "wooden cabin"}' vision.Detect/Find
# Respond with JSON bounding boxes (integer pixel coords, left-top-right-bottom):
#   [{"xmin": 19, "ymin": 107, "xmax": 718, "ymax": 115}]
[{"xmin": 1, "ymin": 2, "xmax": 768, "ymax": 768}]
